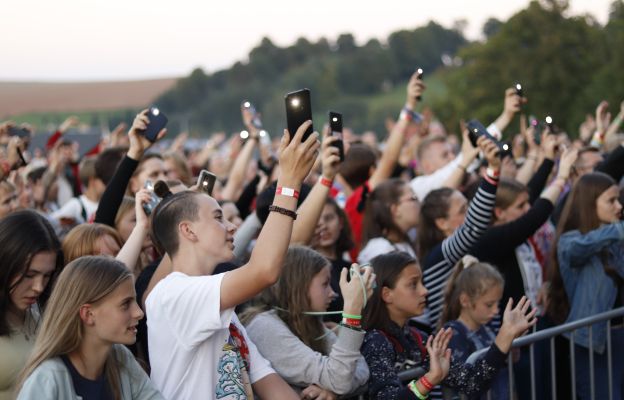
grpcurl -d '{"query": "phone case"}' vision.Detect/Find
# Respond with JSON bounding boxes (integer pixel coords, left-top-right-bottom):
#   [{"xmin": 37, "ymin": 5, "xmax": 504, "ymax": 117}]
[
  {"xmin": 285, "ymin": 89, "xmax": 313, "ymax": 142},
  {"xmin": 144, "ymin": 107, "xmax": 168, "ymax": 142},
  {"xmin": 328, "ymin": 111, "xmax": 345, "ymax": 162}
]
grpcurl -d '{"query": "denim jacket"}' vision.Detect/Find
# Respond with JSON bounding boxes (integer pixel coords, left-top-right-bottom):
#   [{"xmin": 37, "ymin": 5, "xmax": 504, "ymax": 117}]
[{"xmin": 557, "ymin": 221, "xmax": 624, "ymax": 353}]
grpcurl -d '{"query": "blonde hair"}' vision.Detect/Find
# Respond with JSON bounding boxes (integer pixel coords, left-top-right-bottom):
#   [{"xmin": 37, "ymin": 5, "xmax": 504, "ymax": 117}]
[
  {"xmin": 439, "ymin": 256, "xmax": 504, "ymax": 327},
  {"xmin": 163, "ymin": 151, "xmax": 192, "ymax": 186},
  {"xmin": 17, "ymin": 256, "xmax": 133, "ymax": 400},
  {"xmin": 63, "ymin": 223, "xmax": 124, "ymax": 264},
  {"xmin": 114, "ymin": 196, "xmax": 136, "ymax": 229}
]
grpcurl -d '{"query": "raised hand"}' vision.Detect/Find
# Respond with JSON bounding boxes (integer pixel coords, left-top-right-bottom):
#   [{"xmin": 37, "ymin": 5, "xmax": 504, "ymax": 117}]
[
  {"xmin": 320, "ymin": 128, "xmax": 342, "ymax": 181},
  {"xmin": 59, "ymin": 116, "xmax": 79, "ymax": 133},
  {"xmin": 477, "ymin": 135, "xmax": 501, "ymax": 170},
  {"xmin": 595, "ymin": 101, "xmax": 611, "ymax": 134},
  {"xmin": 406, "ymin": 70, "xmax": 426, "ymax": 109},
  {"xmin": 134, "ymin": 188, "xmax": 153, "ymax": 229},
  {"xmin": 495, "ymin": 296, "xmax": 538, "ymax": 353},
  {"xmin": 339, "ymin": 263, "xmax": 376, "ymax": 315},
  {"xmin": 127, "ymin": 109, "xmax": 166, "ymax": 160},
  {"xmin": 425, "ymin": 328, "xmax": 453, "ymax": 386},
  {"xmin": 557, "ymin": 147, "xmax": 578, "ymax": 180},
  {"xmin": 278, "ymin": 120, "xmax": 320, "ymax": 188}
]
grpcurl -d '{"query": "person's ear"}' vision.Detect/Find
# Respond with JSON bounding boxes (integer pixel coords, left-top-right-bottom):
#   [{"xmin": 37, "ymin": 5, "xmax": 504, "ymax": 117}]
[
  {"xmin": 434, "ymin": 217, "xmax": 448, "ymax": 233},
  {"xmin": 381, "ymin": 286, "xmax": 393, "ymax": 304},
  {"xmin": 79, "ymin": 304, "xmax": 95, "ymax": 326},
  {"xmin": 459, "ymin": 293, "xmax": 471, "ymax": 309},
  {"xmin": 494, "ymin": 207, "xmax": 504, "ymax": 222},
  {"xmin": 178, "ymin": 221, "xmax": 197, "ymax": 242}
]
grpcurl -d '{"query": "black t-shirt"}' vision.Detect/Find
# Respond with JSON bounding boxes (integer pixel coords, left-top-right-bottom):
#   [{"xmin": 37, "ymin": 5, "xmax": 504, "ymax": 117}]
[{"xmin": 61, "ymin": 355, "xmax": 113, "ymax": 400}]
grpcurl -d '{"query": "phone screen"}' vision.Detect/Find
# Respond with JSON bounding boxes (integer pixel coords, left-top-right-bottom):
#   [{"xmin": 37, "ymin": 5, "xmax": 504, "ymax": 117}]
[{"xmin": 285, "ymin": 89, "xmax": 313, "ymax": 142}]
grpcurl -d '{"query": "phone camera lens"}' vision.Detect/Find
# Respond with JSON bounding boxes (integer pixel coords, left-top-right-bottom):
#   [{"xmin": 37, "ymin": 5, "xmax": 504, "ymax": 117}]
[
  {"xmin": 152, "ymin": 108, "xmax": 160, "ymax": 116},
  {"xmin": 240, "ymin": 130, "xmax": 249, "ymax": 139},
  {"xmin": 291, "ymin": 98, "xmax": 300, "ymax": 107},
  {"xmin": 332, "ymin": 117, "xmax": 338, "ymax": 122},
  {"xmin": 244, "ymin": 102, "xmax": 251, "ymax": 108},
  {"xmin": 545, "ymin": 116, "xmax": 553, "ymax": 124}
]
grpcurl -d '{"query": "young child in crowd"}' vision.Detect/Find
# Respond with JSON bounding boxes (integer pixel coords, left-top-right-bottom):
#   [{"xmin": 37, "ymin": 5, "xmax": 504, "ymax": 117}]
[{"xmin": 440, "ymin": 255, "xmax": 509, "ymax": 400}]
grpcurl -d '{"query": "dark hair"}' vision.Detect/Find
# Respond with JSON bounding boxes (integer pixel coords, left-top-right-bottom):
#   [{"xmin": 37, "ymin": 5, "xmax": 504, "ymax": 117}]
[
  {"xmin": 0, "ymin": 210, "xmax": 63, "ymax": 336},
  {"xmin": 361, "ymin": 178, "xmax": 410, "ymax": 248},
  {"xmin": 324, "ymin": 197, "xmax": 354, "ymax": 255},
  {"xmin": 495, "ymin": 178, "xmax": 527, "ymax": 213},
  {"xmin": 78, "ymin": 156, "xmax": 98, "ymax": 188},
  {"xmin": 255, "ymin": 181, "xmax": 311, "ymax": 225},
  {"xmin": 363, "ymin": 251, "xmax": 418, "ymax": 332},
  {"xmin": 150, "ymin": 190, "xmax": 202, "ymax": 257},
  {"xmin": 95, "ymin": 147, "xmax": 126, "ymax": 185},
  {"xmin": 547, "ymin": 172, "xmax": 616, "ymax": 323},
  {"xmin": 27, "ymin": 166, "xmax": 47, "ymax": 183},
  {"xmin": 418, "ymin": 187, "xmax": 454, "ymax": 260},
  {"xmin": 339, "ymin": 143, "xmax": 377, "ymax": 189}
]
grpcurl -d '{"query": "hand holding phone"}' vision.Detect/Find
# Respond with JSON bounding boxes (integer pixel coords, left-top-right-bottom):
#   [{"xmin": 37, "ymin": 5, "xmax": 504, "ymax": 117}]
[
  {"xmin": 466, "ymin": 119, "xmax": 504, "ymax": 153},
  {"xmin": 143, "ymin": 107, "xmax": 168, "ymax": 142},
  {"xmin": 142, "ymin": 180, "xmax": 161, "ymax": 216},
  {"xmin": 328, "ymin": 111, "xmax": 345, "ymax": 162},
  {"xmin": 242, "ymin": 100, "xmax": 263, "ymax": 130},
  {"xmin": 285, "ymin": 89, "xmax": 314, "ymax": 143},
  {"xmin": 415, "ymin": 68, "xmax": 424, "ymax": 101}
]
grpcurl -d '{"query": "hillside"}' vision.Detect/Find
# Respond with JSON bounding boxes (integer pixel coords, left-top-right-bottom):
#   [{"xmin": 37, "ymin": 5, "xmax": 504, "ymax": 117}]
[{"xmin": 0, "ymin": 78, "xmax": 177, "ymax": 118}]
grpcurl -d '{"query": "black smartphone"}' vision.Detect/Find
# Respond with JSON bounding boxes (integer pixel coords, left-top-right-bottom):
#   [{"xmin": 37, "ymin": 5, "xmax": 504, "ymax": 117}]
[
  {"xmin": 242, "ymin": 100, "xmax": 263, "ymax": 129},
  {"xmin": 8, "ymin": 126, "xmax": 31, "ymax": 139},
  {"xmin": 466, "ymin": 119, "xmax": 503, "ymax": 152},
  {"xmin": 197, "ymin": 170, "xmax": 217, "ymax": 196},
  {"xmin": 328, "ymin": 111, "xmax": 345, "ymax": 162},
  {"xmin": 144, "ymin": 107, "xmax": 168, "ymax": 142},
  {"xmin": 285, "ymin": 89, "xmax": 313, "ymax": 142},
  {"xmin": 515, "ymin": 83, "xmax": 523, "ymax": 98},
  {"xmin": 416, "ymin": 68, "xmax": 424, "ymax": 101}
]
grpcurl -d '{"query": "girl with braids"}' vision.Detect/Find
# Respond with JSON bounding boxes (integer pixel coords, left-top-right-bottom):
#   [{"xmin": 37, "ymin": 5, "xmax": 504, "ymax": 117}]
[
  {"xmin": 241, "ymin": 246, "xmax": 372, "ymax": 398},
  {"xmin": 358, "ymin": 178, "xmax": 420, "ymax": 264},
  {"xmin": 361, "ymin": 251, "xmax": 535, "ymax": 400},
  {"xmin": 547, "ymin": 172, "xmax": 624, "ymax": 400},
  {"xmin": 16, "ymin": 256, "xmax": 163, "ymax": 400},
  {"xmin": 439, "ymin": 256, "xmax": 508, "ymax": 400}
]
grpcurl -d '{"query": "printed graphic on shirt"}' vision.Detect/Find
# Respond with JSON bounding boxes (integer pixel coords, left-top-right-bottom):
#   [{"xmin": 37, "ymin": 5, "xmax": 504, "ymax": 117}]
[{"xmin": 215, "ymin": 323, "xmax": 253, "ymax": 399}]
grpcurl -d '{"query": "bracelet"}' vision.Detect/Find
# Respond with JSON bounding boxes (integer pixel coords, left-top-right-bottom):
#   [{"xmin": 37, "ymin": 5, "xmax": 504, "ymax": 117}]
[
  {"xmin": 485, "ymin": 167, "xmax": 500, "ymax": 179},
  {"xmin": 483, "ymin": 174, "xmax": 498, "ymax": 186},
  {"xmin": 342, "ymin": 313, "xmax": 362, "ymax": 320},
  {"xmin": 342, "ymin": 318, "xmax": 362, "ymax": 327},
  {"xmin": 419, "ymin": 376, "xmax": 434, "ymax": 391},
  {"xmin": 268, "ymin": 205, "xmax": 297, "ymax": 220},
  {"xmin": 408, "ymin": 380, "xmax": 428, "ymax": 399},
  {"xmin": 319, "ymin": 177, "xmax": 333, "ymax": 188},
  {"xmin": 339, "ymin": 322, "xmax": 363, "ymax": 332},
  {"xmin": 399, "ymin": 107, "xmax": 423, "ymax": 123},
  {"xmin": 276, "ymin": 186, "xmax": 300, "ymax": 199}
]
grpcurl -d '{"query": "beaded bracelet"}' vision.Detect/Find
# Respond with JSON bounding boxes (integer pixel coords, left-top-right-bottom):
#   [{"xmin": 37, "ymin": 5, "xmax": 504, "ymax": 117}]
[{"xmin": 268, "ymin": 205, "xmax": 297, "ymax": 220}]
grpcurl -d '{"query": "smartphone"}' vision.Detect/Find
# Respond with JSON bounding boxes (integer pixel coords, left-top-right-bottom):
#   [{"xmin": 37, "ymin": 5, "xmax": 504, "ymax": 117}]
[
  {"xmin": 197, "ymin": 170, "xmax": 217, "ymax": 196},
  {"xmin": 8, "ymin": 126, "xmax": 31, "ymax": 139},
  {"xmin": 144, "ymin": 107, "xmax": 168, "ymax": 142},
  {"xmin": 466, "ymin": 119, "xmax": 503, "ymax": 152},
  {"xmin": 501, "ymin": 141, "xmax": 513, "ymax": 159},
  {"xmin": 142, "ymin": 180, "xmax": 161, "ymax": 215},
  {"xmin": 328, "ymin": 111, "xmax": 345, "ymax": 162},
  {"xmin": 416, "ymin": 68, "xmax": 424, "ymax": 101},
  {"xmin": 242, "ymin": 100, "xmax": 263, "ymax": 129},
  {"xmin": 285, "ymin": 89, "xmax": 314, "ymax": 142},
  {"xmin": 515, "ymin": 83, "xmax": 523, "ymax": 97},
  {"xmin": 545, "ymin": 115, "xmax": 558, "ymax": 134}
]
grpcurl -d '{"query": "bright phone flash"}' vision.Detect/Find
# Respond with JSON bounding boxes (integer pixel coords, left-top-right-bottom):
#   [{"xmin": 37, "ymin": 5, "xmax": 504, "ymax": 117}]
[{"xmin": 291, "ymin": 98, "xmax": 300, "ymax": 107}]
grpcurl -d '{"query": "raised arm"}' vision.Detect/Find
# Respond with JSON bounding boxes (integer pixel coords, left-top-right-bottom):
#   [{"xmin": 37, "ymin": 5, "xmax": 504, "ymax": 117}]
[
  {"xmin": 441, "ymin": 129, "xmax": 480, "ymax": 191},
  {"xmin": 116, "ymin": 189, "xmax": 150, "ymax": 274},
  {"xmin": 220, "ymin": 121, "xmax": 319, "ymax": 310},
  {"xmin": 369, "ymin": 70, "xmax": 425, "ymax": 189},
  {"xmin": 94, "ymin": 110, "xmax": 166, "ymax": 226},
  {"xmin": 290, "ymin": 129, "xmax": 341, "ymax": 244},
  {"xmin": 489, "ymin": 88, "xmax": 523, "ymax": 136}
]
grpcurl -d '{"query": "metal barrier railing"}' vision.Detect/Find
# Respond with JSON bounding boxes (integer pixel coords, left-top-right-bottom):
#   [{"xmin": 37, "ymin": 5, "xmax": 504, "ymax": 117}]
[{"xmin": 464, "ymin": 306, "xmax": 624, "ymax": 400}]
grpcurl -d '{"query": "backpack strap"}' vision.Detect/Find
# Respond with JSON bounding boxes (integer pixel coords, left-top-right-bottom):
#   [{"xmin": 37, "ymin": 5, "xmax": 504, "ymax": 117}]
[{"xmin": 409, "ymin": 327, "xmax": 428, "ymax": 361}]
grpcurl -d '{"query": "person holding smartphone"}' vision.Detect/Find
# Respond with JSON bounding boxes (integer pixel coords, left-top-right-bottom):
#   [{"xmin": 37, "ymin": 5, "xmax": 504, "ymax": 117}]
[{"xmin": 146, "ymin": 121, "xmax": 319, "ymax": 399}]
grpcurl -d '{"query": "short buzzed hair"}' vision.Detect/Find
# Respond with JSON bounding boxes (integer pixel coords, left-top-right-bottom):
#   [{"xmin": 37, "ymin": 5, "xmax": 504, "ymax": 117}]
[
  {"xmin": 417, "ymin": 135, "xmax": 447, "ymax": 161},
  {"xmin": 151, "ymin": 190, "xmax": 202, "ymax": 257}
]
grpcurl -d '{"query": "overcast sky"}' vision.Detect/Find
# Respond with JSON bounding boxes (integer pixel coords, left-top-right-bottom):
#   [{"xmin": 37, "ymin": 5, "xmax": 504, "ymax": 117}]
[{"xmin": 0, "ymin": 0, "xmax": 613, "ymax": 82}]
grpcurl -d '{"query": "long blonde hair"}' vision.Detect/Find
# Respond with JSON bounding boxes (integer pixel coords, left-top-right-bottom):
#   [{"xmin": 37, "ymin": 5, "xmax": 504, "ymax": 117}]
[{"xmin": 17, "ymin": 256, "xmax": 133, "ymax": 400}]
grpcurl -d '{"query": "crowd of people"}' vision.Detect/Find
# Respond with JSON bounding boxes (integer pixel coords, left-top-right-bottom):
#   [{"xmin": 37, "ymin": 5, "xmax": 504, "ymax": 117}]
[{"xmin": 1, "ymin": 70, "xmax": 624, "ymax": 400}]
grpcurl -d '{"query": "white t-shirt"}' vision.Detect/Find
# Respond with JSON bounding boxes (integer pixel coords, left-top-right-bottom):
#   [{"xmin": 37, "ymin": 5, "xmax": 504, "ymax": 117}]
[
  {"xmin": 357, "ymin": 238, "xmax": 416, "ymax": 264},
  {"xmin": 146, "ymin": 271, "xmax": 274, "ymax": 400},
  {"xmin": 50, "ymin": 195, "xmax": 98, "ymax": 224}
]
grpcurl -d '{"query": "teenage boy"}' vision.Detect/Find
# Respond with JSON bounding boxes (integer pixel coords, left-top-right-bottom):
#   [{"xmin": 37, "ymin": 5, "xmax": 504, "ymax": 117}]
[{"xmin": 146, "ymin": 122, "xmax": 319, "ymax": 399}]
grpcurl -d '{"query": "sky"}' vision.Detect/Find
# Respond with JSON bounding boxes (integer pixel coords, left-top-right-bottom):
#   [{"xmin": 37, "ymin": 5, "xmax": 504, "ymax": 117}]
[{"xmin": 0, "ymin": 0, "xmax": 613, "ymax": 82}]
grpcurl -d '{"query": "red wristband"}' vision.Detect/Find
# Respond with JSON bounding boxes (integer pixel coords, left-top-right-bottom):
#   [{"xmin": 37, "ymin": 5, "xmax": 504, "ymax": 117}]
[
  {"xmin": 320, "ymin": 177, "xmax": 333, "ymax": 188},
  {"xmin": 419, "ymin": 375, "xmax": 434, "ymax": 391},
  {"xmin": 276, "ymin": 186, "xmax": 300, "ymax": 199},
  {"xmin": 342, "ymin": 318, "xmax": 362, "ymax": 327},
  {"xmin": 483, "ymin": 173, "xmax": 498, "ymax": 186}
]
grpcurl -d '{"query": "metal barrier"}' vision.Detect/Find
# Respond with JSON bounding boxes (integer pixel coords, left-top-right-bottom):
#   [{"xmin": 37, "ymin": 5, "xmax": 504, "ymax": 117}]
[{"xmin": 464, "ymin": 306, "xmax": 624, "ymax": 400}]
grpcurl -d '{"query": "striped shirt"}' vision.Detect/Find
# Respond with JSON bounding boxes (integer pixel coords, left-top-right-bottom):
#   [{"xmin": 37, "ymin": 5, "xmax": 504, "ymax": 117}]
[{"xmin": 421, "ymin": 178, "xmax": 498, "ymax": 331}]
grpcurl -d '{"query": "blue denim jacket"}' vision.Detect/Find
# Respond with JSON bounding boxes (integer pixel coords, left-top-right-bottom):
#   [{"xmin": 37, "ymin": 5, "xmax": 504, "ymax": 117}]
[{"xmin": 557, "ymin": 221, "xmax": 624, "ymax": 353}]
